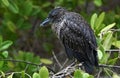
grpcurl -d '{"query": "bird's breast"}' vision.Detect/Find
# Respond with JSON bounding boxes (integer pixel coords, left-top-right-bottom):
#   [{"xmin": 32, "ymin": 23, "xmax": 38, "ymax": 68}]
[{"xmin": 51, "ymin": 19, "xmax": 66, "ymax": 38}]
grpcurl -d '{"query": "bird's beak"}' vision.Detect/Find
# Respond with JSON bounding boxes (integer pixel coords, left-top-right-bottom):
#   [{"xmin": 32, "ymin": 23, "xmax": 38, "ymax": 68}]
[{"xmin": 40, "ymin": 18, "xmax": 51, "ymax": 26}]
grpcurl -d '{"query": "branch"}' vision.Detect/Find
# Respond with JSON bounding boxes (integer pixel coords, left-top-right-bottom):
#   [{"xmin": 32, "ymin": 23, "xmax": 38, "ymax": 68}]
[
  {"xmin": 0, "ymin": 59, "xmax": 42, "ymax": 66},
  {"xmin": 105, "ymin": 49, "xmax": 120, "ymax": 52},
  {"xmin": 99, "ymin": 64, "xmax": 120, "ymax": 69}
]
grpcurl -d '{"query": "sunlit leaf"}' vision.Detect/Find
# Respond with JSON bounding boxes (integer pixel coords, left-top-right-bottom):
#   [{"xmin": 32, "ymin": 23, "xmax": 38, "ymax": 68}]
[
  {"xmin": 102, "ymin": 31, "xmax": 113, "ymax": 50},
  {"xmin": 83, "ymin": 73, "xmax": 90, "ymax": 78},
  {"xmin": 2, "ymin": 0, "xmax": 9, "ymax": 7},
  {"xmin": 97, "ymin": 49, "xmax": 103, "ymax": 60},
  {"xmin": 95, "ymin": 12, "xmax": 105, "ymax": 32},
  {"xmin": 39, "ymin": 66, "xmax": 49, "ymax": 78},
  {"xmin": 112, "ymin": 41, "xmax": 120, "ymax": 48},
  {"xmin": 21, "ymin": 71, "xmax": 25, "ymax": 78},
  {"xmin": 33, "ymin": 73, "xmax": 41, "ymax": 78},
  {"xmin": 40, "ymin": 58, "xmax": 52, "ymax": 65},
  {"xmin": 0, "ymin": 41, "xmax": 13, "ymax": 51},
  {"xmin": 2, "ymin": 51, "xmax": 8, "ymax": 58},
  {"xmin": 90, "ymin": 13, "xmax": 97, "ymax": 30},
  {"xmin": 100, "ymin": 23, "xmax": 116, "ymax": 33},
  {"xmin": 74, "ymin": 69, "xmax": 82, "ymax": 78}
]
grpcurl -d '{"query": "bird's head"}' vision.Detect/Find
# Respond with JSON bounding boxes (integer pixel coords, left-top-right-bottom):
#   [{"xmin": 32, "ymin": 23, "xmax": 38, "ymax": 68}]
[{"xmin": 40, "ymin": 7, "xmax": 67, "ymax": 26}]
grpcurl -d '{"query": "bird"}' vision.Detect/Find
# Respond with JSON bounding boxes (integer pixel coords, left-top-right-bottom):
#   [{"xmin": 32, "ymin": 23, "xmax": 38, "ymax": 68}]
[{"xmin": 40, "ymin": 7, "xmax": 98, "ymax": 74}]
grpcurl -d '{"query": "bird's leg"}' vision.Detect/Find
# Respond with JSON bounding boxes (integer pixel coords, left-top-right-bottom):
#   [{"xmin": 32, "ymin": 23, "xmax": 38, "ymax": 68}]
[{"xmin": 78, "ymin": 62, "xmax": 84, "ymax": 70}]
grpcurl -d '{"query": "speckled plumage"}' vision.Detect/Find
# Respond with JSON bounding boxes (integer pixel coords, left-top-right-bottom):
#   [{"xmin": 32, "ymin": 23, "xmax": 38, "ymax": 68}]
[{"xmin": 41, "ymin": 7, "xmax": 98, "ymax": 74}]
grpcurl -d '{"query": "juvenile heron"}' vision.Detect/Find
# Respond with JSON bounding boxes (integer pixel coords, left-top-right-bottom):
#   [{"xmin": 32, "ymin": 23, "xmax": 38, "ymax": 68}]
[{"xmin": 40, "ymin": 7, "xmax": 98, "ymax": 74}]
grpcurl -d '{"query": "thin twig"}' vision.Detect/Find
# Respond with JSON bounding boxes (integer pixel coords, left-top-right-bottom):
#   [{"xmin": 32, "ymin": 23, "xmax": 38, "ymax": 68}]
[
  {"xmin": 106, "ymin": 49, "xmax": 120, "ymax": 52},
  {"xmin": 99, "ymin": 64, "xmax": 120, "ymax": 69},
  {"xmin": 61, "ymin": 58, "xmax": 68, "ymax": 69},
  {"xmin": 52, "ymin": 51, "xmax": 62, "ymax": 68},
  {"xmin": 96, "ymin": 68, "xmax": 102, "ymax": 78},
  {"xmin": 0, "ymin": 59, "xmax": 42, "ymax": 66}
]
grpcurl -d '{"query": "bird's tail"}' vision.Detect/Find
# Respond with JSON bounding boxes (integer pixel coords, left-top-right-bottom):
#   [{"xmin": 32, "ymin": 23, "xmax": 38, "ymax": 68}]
[{"xmin": 83, "ymin": 61, "xmax": 95, "ymax": 74}]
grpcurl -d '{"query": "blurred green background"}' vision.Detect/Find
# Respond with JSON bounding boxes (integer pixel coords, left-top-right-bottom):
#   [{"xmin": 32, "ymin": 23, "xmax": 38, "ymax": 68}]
[{"xmin": 0, "ymin": 0, "xmax": 120, "ymax": 77}]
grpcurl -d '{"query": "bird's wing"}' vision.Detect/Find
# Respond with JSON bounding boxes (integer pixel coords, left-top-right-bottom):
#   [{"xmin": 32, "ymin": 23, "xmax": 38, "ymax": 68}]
[{"xmin": 60, "ymin": 14, "xmax": 97, "ymax": 63}]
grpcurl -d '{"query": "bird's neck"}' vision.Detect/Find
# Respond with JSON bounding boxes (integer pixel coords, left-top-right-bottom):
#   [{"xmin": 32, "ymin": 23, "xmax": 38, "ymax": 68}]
[{"xmin": 51, "ymin": 18, "xmax": 66, "ymax": 38}]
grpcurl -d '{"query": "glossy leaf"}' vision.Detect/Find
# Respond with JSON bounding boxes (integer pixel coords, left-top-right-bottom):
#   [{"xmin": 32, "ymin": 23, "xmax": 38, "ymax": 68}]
[
  {"xmin": 21, "ymin": 71, "xmax": 25, "ymax": 78},
  {"xmin": 74, "ymin": 69, "xmax": 82, "ymax": 78},
  {"xmin": 2, "ymin": 51, "xmax": 8, "ymax": 58},
  {"xmin": 40, "ymin": 58, "xmax": 53, "ymax": 65},
  {"xmin": 100, "ymin": 23, "xmax": 116, "ymax": 33},
  {"xmin": 33, "ymin": 73, "xmax": 41, "ymax": 78},
  {"xmin": 95, "ymin": 12, "xmax": 105, "ymax": 31},
  {"xmin": 0, "ymin": 41, "xmax": 13, "ymax": 51},
  {"xmin": 39, "ymin": 66, "xmax": 49, "ymax": 78},
  {"xmin": 90, "ymin": 13, "xmax": 97, "ymax": 30}
]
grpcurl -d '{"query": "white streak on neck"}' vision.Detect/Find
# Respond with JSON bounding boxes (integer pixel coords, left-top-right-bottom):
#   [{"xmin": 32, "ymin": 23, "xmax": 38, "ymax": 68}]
[{"xmin": 52, "ymin": 19, "xmax": 66, "ymax": 38}]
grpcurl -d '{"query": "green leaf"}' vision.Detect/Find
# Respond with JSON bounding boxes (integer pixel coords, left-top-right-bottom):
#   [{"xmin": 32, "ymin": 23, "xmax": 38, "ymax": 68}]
[
  {"xmin": 94, "ymin": 0, "xmax": 102, "ymax": 6},
  {"xmin": 102, "ymin": 31, "xmax": 113, "ymax": 50},
  {"xmin": 82, "ymin": 73, "xmax": 90, "ymax": 78},
  {"xmin": 90, "ymin": 13, "xmax": 98, "ymax": 30},
  {"xmin": 74, "ymin": 69, "xmax": 82, "ymax": 78},
  {"xmin": 39, "ymin": 66, "xmax": 49, "ymax": 78},
  {"xmin": 108, "ymin": 58, "xmax": 118, "ymax": 65},
  {"xmin": 33, "ymin": 73, "xmax": 41, "ymax": 78},
  {"xmin": 112, "ymin": 41, "xmax": 120, "ymax": 48},
  {"xmin": 100, "ymin": 53, "xmax": 109, "ymax": 64},
  {"xmin": 40, "ymin": 58, "xmax": 53, "ymax": 65},
  {"xmin": 0, "ymin": 35, "xmax": 3, "ymax": 45},
  {"xmin": 100, "ymin": 23, "xmax": 116, "ymax": 33},
  {"xmin": 2, "ymin": 0, "xmax": 9, "ymax": 7},
  {"xmin": 97, "ymin": 49, "xmax": 103, "ymax": 60},
  {"xmin": 0, "ymin": 61, "xmax": 4, "ymax": 69},
  {"xmin": 21, "ymin": 1, "xmax": 33, "ymax": 16},
  {"xmin": 0, "ymin": 40, "xmax": 13, "ymax": 51},
  {"xmin": 8, "ymin": 1, "xmax": 19, "ymax": 13},
  {"xmin": 7, "ymin": 21, "xmax": 16, "ymax": 33},
  {"xmin": 95, "ymin": 12, "xmax": 105, "ymax": 32},
  {"xmin": 2, "ymin": 51, "xmax": 8, "ymax": 58},
  {"xmin": 21, "ymin": 71, "xmax": 25, "ymax": 78}
]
